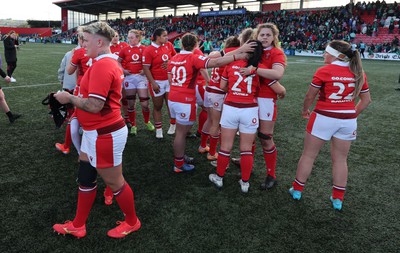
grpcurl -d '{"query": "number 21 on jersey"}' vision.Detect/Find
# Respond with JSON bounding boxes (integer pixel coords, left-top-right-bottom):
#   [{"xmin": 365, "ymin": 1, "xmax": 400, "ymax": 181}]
[{"xmin": 231, "ymin": 71, "xmax": 253, "ymax": 94}]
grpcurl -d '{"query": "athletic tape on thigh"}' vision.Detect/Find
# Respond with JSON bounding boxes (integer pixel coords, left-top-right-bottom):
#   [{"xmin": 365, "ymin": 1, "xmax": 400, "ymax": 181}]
[
  {"xmin": 139, "ymin": 97, "xmax": 150, "ymax": 102},
  {"xmin": 258, "ymin": 131, "xmax": 272, "ymax": 140},
  {"xmin": 126, "ymin": 95, "xmax": 136, "ymax": 100}
]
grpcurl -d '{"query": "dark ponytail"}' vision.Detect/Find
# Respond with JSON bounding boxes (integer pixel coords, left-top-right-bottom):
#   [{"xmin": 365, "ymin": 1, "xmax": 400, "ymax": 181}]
[{"xmin": 246, "ymin": 40, "xmax": 263, "ymax": 67}]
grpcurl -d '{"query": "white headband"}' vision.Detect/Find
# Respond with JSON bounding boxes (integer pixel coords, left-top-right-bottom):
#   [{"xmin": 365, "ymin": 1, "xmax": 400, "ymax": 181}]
[{"xmin": 325, "ymin": 45, "xmax": 350, "ymax": 61}]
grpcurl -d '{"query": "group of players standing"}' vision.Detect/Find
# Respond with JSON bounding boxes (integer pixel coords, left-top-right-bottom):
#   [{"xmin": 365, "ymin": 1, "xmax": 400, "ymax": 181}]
[{"xmin": 52, "ymin": 20, "xmax": 371, "ymax": 239}]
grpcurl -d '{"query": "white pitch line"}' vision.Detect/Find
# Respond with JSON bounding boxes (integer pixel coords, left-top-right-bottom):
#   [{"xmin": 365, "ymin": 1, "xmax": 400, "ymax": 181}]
[{"xmin": 2, "ymin": 83, "xmax": 58, "ymax": 90}]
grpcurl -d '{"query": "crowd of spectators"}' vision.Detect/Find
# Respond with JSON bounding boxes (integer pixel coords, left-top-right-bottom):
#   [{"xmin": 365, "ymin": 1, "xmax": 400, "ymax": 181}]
[{"xmin": 40, "ymin": 1, "xmax": 400, "ymax": 53}]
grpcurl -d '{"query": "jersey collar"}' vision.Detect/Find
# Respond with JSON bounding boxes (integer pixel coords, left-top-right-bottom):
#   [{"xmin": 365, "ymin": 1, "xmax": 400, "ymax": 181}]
[
  {"xmin": 331, "ymin": 60, "xmax": 350, "ymax": 67},
  {"xmin": 180, "ymin": 50, "xmax": 193, "ymax": 54},
  {"xmin": 96, "ymin": 53, "xmax": 118, "ymax": 61},
  {"xmin": 151, "ymin": 42, "xmax": 161, "ymax": 48}
]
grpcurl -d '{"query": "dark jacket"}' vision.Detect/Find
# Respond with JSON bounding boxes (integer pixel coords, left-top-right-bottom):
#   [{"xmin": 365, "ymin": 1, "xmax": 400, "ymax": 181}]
[{"xmin": 4, "ymin": 36, "xmax": 17, "ymax": 62}]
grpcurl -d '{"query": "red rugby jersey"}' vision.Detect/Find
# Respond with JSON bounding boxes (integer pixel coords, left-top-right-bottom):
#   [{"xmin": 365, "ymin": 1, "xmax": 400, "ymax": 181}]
[
  {"xmin": 168, "ymin": 50, "xmax": 210, "ymax": 104},
  {"xmin": 70, "ymin": 48, "xmax": 92, "ymax": 86},
  {"xmin": 118, "ymin": 44, "xmax": 146, "ymax": 74},
  {"xmin": 208, "ymin": 47, "xmax": 238, "ymax": 91},
  {"xmin": 110, "ymin": 41, "xmax": 129, "ymax": 55},
  {"xmin": 311, "ymin": 61, "xmax": 369, "ymax": 112},
  {"xmin": 222, "ymin": 59, "xmax": 259, "ymax": 104},
  {"xmin": 258, "ymin": 46, "xmax": 286, "ymax": 99},
  {"xmin": 76, "ymin": 54, "xmax": 124, "ymax": 130},
  {"xmin": 143, "ymin": 42, "xmax": 175, "ymax": 80}
]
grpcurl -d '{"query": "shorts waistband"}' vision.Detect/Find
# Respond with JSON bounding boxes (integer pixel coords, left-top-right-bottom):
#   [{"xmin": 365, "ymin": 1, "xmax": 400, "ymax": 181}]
[
  {"xmin": 206, "ymin": 86, "xmax": 226, "ymax": 94},
  {"xmin": 97, "ymin": 119, "xmax": 126, "ymax": 135},
  {"xmin": 314, "ymin": 110, "xmax": 357, "ymax": 119},
  {"xmin": 224, "ymin": 101, "xmax": 258, "ymax": 108}
]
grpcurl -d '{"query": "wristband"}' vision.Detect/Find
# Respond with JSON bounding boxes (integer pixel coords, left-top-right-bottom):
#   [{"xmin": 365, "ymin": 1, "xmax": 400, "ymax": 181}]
[{"xmin": 233, "ymin": 55, "xmax": 236, "ymax": 61}]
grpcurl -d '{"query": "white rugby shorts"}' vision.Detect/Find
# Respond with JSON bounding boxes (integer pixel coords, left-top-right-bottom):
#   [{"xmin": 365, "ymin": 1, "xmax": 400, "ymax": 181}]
[
  {"xmin": 306, "ymin": 111, "xmax": 357, "ymax": 141},
  {"xmin": 220, "ymin": 104, "xmax": 259, "ymax": 134},
  {"xmin": 81, "ymin": 125, "xmax": 128, "ymax": 168},
  {"xmin": 123, "ymin": 74, "xmax": 148, "ymax": 90}
]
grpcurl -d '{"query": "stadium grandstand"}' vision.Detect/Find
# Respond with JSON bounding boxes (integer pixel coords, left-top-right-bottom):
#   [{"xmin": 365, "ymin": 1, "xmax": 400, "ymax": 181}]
[{"xmin": 51, "ymin": 0, "xmax": 399, "ymax": 59}]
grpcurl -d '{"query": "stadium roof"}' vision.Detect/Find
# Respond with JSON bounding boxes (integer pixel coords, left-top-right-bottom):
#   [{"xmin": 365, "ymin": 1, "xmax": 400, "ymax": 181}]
[{"xmin": 53, "ymin": 0, "xmax": 238, "ymax": 15}]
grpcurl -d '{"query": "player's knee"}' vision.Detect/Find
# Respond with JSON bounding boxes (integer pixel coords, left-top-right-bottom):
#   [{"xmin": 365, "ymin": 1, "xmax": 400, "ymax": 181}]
[
  {"xmin": 77, "ymin": 160, "xmax": 97, "ymax": 188},
  {"xmin": 0, "ymin": 90, "xmax": 5, "ymax": 101}
]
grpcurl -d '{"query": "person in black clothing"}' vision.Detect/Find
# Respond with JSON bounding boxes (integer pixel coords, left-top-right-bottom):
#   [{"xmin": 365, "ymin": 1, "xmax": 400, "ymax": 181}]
[
  {"xmin": 3, "ymin": 30, "xmax": 19, "ymax": 82},
  {"xmin": 0, "ymin": 67, "xmax": 21, "ymax": 123}
]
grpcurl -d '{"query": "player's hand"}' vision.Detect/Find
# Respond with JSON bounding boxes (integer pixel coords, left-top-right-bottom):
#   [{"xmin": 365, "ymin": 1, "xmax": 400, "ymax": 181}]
[
  {"xmin": 302, "ymin": 109, "xmax": 310, "ymax": 119},
  {"xmin": 152, "ymin": 82, "xmax": 160, "ymax": 94},
  {"xmin": 4, "ymin": 76, "xmax": 11, "ymax": 83},
  {"xmin": 239, "ymin": 65, "xmax": 253, "ymax": 76},
  {"xmin": 54, "ymin": 91, "xmax": 72, "ymax": 104},
  {"xmin": 123, "ymin": 69, "xmax": 131, "ymax": 76},
  {"xmin": 161, "ymin": 60, "xmax": 168, "ymax": 70},
  {"xmin": 277, "ymin": 88, "xmax": 286, "ymax": 100},
  {"xmin": 238, "ymin": 41, "xmax": 257, "ymax": 53}
]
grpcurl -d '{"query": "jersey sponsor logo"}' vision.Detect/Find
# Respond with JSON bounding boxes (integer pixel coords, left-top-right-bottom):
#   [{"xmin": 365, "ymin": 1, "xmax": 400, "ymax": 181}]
[
  {"xmin": 162, "ymin": 54, "xmax": 169, "ymax": 61},
  {"xmin": 131, "ymin": 54, "xmax": 140, "ymax": 61},
  {"xmin": 331, "ymin": 76, "xmax": 355, "ymax": 81},
  {"xmin": 198, "ymin": 55, "xmax": 207, "ymax": 61}
]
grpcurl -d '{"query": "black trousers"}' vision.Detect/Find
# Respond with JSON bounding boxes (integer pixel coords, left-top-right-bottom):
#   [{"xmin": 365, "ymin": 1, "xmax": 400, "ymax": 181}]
[{"xmin": 7, "ymin": 61, "xmax": 17, "ymax": 77}]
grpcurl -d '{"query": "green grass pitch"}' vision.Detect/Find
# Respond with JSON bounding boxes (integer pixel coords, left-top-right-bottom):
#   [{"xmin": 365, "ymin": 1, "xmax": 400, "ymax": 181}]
[{"xmin": 0, "ymin": 43, "xmax": 399, "ymax": 252}]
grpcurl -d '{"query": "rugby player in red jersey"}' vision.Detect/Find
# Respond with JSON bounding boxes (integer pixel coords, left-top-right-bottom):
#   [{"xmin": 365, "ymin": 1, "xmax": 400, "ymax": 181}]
[
  {"xmin": 118, "ymin": 29, "xmax": 155, "ymax": 136},
  {"xmin": 289, "ymin": 40, "xmax": 371, "ymax": 210},
  {"xmin": 53, "ymin": 21, "xmax": 140, "ymax": 238},
  {"xmin": 240, "ymin": 23, "xmax": 287, "ymax": 190},
  {"xmin": 55, "ymin": 29, "xmax": 92, "ymax": 156},
  {"xmin": 208, "ymin": 40, "xmax": 264, "ymax": 193},
  {"xmin": 142, "ymin": 28, "xmax": 177, "ymax": 139},
  {"xmin": 168, "ymin": 33, "xmax": 250, "ymax": 173}
]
